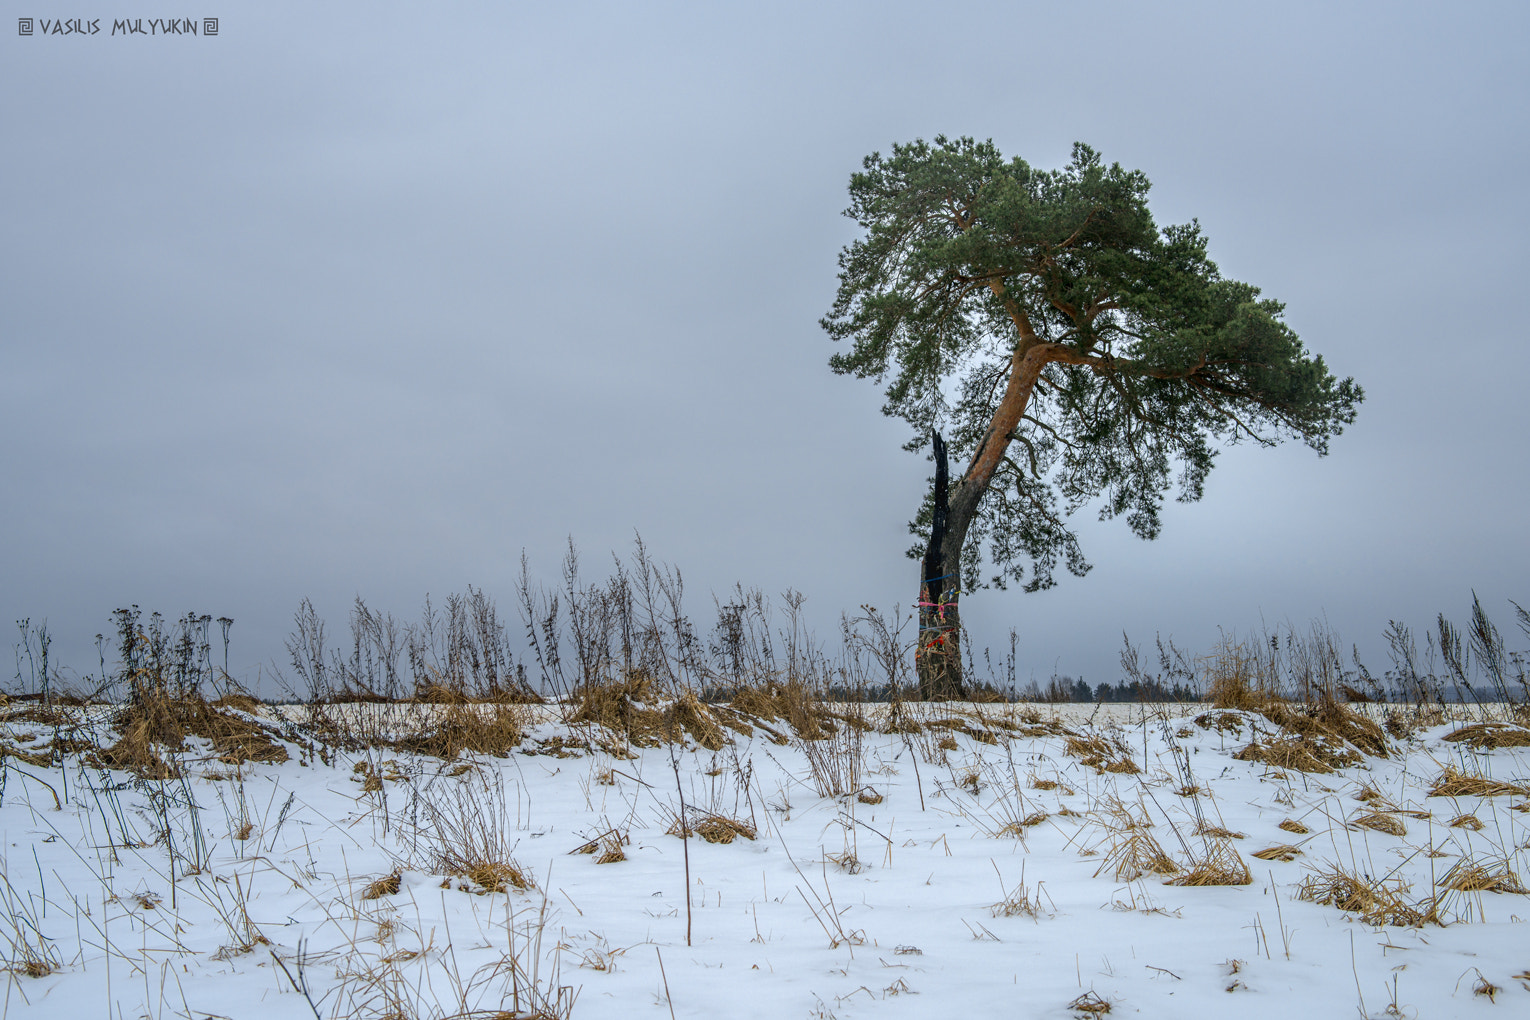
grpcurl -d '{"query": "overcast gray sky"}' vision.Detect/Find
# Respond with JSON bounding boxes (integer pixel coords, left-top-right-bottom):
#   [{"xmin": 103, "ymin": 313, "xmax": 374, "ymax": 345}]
[{"xmin": 4, "ymin": 1, "xmax": 1527, "ymax": 693}]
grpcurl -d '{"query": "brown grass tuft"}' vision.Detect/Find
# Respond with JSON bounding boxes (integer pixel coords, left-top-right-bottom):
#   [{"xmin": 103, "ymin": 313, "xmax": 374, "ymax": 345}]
[
  {"xmin": 1209, "ymin": 685, "xmax": 1391, "ymax": 771},
  {"xmin": 993, "ymin": 811, "xmax": 1050, "ymax": 838},
  {"xmin": 1427, "ymin": 766, "xmax": 1529, "ymax": 799},
  {"xmin": 1436, "ymin": 858, "xmax": 1528, "ymax": 894},
  {"xmin": 667, "ymin": 813, "xmax": 756, "ymax": 844},
  {"xmin": 991, "ymin": 874, "xmax": 1046, "ymax": 919},
  {"xmin": 1205, "ymin": 642, "xmax": 1266, "ymax": 710},
  {"xmin": 1065, "ymin": 734, "xmax": 1138, "ymax": 774},
  {"xmin": 1169, "ymin": 839, "xmax": 1252, "ymax": 886},
  {"xmin": 0, "ymin": 742, "xmax": 55, "ymax": 768},
  {"xmin": 1350, "ymin": 810, "xmax": 1407, "ymax": 837},
  {"xmin": 425, "ymin": 778, "xmax": 534, "ymax": 895},
  {"xmin": 1251, "ymin": 844, "xmax": 1303, "ymax": 862},
  {"xmin": 1263, "ymin": 698, "xmax": 1390, "ymax": 759},
  {"xmin": 569, "ymin": 672, "xmax": 666, "ymax": 745},
  {"xmin": 211, "ymin": 692, "xmax": 263, "ymax": 714},
  {"xmin": 1069, "ymin": 990, "xmax": 1112, "ymax": 1015},
  {"xmin": 396, "ymin": 703, "xmax": 530, "ymax": 760},
  {"xmin": 571, "ymin": 827, "xmax": 630, "ymax": 863},
  {"xmin": 662, "ymin": 690, "xmax": 728, "ymax": 750},
  {"xmin": 1353, "ymin": 782, "xmax": 1396, "ymax": 808},
  {"xmin": 1065, "ymin": 734, "xmax": 1110, "ymax": 762},
  {"xmin": 729, "ymin": 678, "xmax": 830, "ymax": 741},
  {"xmin": 1278, "ymin": 818, "xmax": 1311, "ymax": 834},
  {"xmin": 1195, "ymin": 711, "xmax": 1246, "ymax": 734},
  {"xmin": 1297, "ymin": 864, "xmax": 1435, "ymax": 927},
  {"xmin": 362, "ymin": 872, "xmax": 403, "ymax": 900},
  {"xmin": 1193, "ymin": 822, "xmax": 1245, "ymax": 840},
  {"xmin": 1448, "ymin": 813, "xmax": 1484, "ymax": 830},
  {"xmin": 595, "ymin": 832, "xmax": 629, "ymax": 864},
  {"xmin": 98, "ymin": 690, "xmax": 288, "ymax": 777},
  {"xmin": 1443, "ymin": 723, "xmax": 1530, "ymax": 751},
  {"xmin": 459, "ymin": 861, "xmax": 532, "ymax": 893},
  {"xmin": 1096, "ymin": 831, "xmax": 1180, "ymax": 883},
  {"xmin": 1233, "ymin": 736, "xmax": 1358, "ymax": 774}
]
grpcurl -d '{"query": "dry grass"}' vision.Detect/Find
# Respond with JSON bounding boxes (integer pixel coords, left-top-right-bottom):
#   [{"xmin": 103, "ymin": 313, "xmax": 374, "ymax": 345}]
[
  {"xmin": 571, "ymin": 827, "xmax": 631, "ymax": 864},
  {"xmin": 569, "ymin": 676, "xmax": 782, "ymax": 752},
  {"xmin": 989, "ymin": 811, "xmax": 1050, "ymax": 840},
  {"xmin": 1205, "ymin": 642, "xmax": 1267, "ymax": 710},
  {"xmin": 1096, "ymin": 831, "xmax": 1180, "ymax": 883},
  {"xmin": 423, "ymin": 778, "xmax": 534, "ymax": 895},
  {"xmin": 413, "ymin": 679, "xmax": 542, "ymax": 705},
  {"xmin": 1297, "ymin": 863, "xmax": 1436, "ymax": 927},
  {"xmin": 1350, "ymin": 810, "xmax": 1408, "ymax": 837},
  {"xmin": 1447, "ymin": 813, "xmax": 1485, "ymax": 830},
  {"xmin": 662, "ymin": 690, "xmax": 728, "ymax": 750},
  {"xmin": 1192, "ymin": 821, "xmax": 1245, "ymax": 840},
  {"xmin": 1443, "ymin": 723, "xmax": 1530, "ymax": 751},
  {"xmin": 1436, "ymin": 858, "xmax": 1528, "ymax": 894},
  {"xmin": 1168, "ymin": 838, "xmax": 1252, "ymax": 886},
  {"xmin": 1207, "ymin": 657, "xmax": 1392, "ymax": 769},
  {"xmin": 797, "ymin": 714, "xmax": 864, "ymax": 798},
  {"xmin": 361, "ymin": 872, "xmax": 403, "ymax": 900},
  {"xmin": 1251, "ymin": 844, "xmax": 1304, "ymax": 862},
  {"xmin": 729, "ymin": 678, "xmax": 832, "ymax": 741},
  {"xmin": 1427, "ymin": 766, "xmax": 1529, "ymax": 799},
  {"xmin": 3, "ymin": 957, "xmax": 58, "ymax": 979},
  {"xmin": 1278, "ymin": 818, "xmax": 1311, "ymax": 835},
  {"xmin": 452, "ymin": 861, "xmax": 533, "ymax": 893},
  {"xmin": 97, "ymin": 689, "xmax": 289, "ymax": 778},
  {"xmin": 0, "ymin": 742, "xmax": 54, "ymax": 768},
  {"xmin": 1233, "ymin": 735, "xmax": 1360, "ymax": 774},
  {"xmin": 694, "ymin": 815, "xmax": 757, "ymax": 844},
  {"xmin": 1069, "ymin": 990, "xmax": 1112, "ymax": 1015},
  {"xmin": 567, "ymin": 672, "xmax": 666, "ymax": 746},
  {"xmin": 1065, "ymin": 734, "xmax": 1138, "ymax": 774},
  {"xmin": 1263, "ymin": 698, "xmax": 1390, "ymax": 758},
  {"xmin": 1194, "ymin": 711, "xmax": 1246, "ymax": 734},
  {"xmin": 665, "ymin": 812, "xmax": 756, "ymax": 844},
  {"xmin": 395, "ymin": 702, "xmax": 531, "ymax": 760},
  {"xmin": 990, "ymin": 873, "xmax": 1047, "ymax": 919}
]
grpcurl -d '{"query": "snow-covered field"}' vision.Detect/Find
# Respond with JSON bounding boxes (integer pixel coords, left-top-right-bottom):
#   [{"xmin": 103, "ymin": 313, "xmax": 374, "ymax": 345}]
[{"xmin": 1, "ymin": 700, "xmax": 1527, "ymax": 1018}]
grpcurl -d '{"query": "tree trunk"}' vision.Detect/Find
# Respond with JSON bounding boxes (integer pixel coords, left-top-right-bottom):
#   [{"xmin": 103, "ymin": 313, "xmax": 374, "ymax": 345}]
[
  {"xmin": 917, "ymin": 432, "xmax": 967, "ymax": 700},
  {"xmin": 914, "ymin": 341, "xmax": 1057, "ymax": 700}
]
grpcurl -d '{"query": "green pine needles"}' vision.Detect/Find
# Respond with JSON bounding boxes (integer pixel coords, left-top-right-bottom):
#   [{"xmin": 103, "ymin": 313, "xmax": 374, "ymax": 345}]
[{"xmin": 822, "ymin": 137, "xmax": 1362, "ymax": 697}]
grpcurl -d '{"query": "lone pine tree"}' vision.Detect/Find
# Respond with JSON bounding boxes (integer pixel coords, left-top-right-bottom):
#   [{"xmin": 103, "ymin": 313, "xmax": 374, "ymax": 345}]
[{"xmin": 822, "ymin": 138, "xmax": 1362, "ymax": 700}]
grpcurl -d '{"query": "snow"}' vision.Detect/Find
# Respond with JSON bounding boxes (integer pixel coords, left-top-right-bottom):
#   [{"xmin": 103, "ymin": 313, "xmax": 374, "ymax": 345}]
[{"xmin": 1, "ymin": 702, "xmax": 1527, "ymax": 1018}]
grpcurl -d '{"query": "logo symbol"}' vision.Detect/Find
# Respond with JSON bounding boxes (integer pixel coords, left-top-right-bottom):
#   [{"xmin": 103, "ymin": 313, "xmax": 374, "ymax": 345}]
[
  {"xmin": 203, "ymin": 18, "xmax": 218, "ymax": 36},
  {"xmin": 18, "ymin": 17, "xmax": 33, "ymax": 35}
]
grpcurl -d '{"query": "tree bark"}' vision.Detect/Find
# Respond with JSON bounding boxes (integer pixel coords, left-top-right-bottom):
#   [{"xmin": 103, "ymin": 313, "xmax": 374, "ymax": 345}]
[
  {"xmin": 916, "ymin": 339, "xmax": 1057, "ymax": 700},
  {"xmin": 917, "ymin": 431, "xmax": 965, "ymax": 700}
]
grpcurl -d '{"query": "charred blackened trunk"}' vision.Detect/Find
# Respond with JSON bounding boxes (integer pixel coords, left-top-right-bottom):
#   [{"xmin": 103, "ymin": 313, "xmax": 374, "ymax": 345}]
[
  {"xmin": 912, "ymin": 344, "xmax": 1055, "ymax": 700},
  {"xmin": 917, "ymin": 431, "xmax": 966, "ymax": 700}
]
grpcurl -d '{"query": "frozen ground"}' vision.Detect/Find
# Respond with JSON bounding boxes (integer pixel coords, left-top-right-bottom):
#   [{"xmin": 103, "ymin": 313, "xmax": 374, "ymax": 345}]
[{"xmin": 0, "ymin": 700, "xmax": 1527, "ymax": 1018}]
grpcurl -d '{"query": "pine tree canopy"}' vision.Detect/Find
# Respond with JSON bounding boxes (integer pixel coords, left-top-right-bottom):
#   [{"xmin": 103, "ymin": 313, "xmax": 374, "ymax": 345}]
[{"xmin": 823, "ymin": 137, "xmax": 1363, "ymax": 593}]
